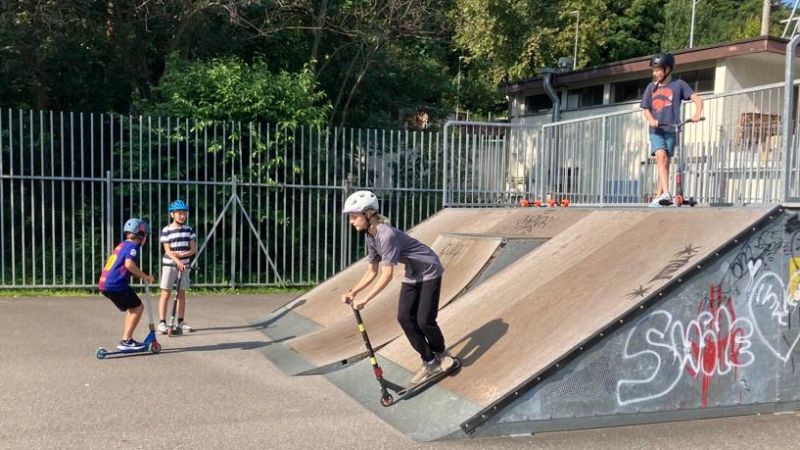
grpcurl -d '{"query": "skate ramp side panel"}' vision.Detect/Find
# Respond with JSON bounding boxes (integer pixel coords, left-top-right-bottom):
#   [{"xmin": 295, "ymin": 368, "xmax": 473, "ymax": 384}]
[
  {"xmin": 478, "ymin": 209, "xmax": 792, "ymax": 437},
  {"xmin": 282, "ymin": 234, "xmax": 504, "ymax": 374},
  {"xmin": 379, "ymin": 208, "xmax": 773, "ymax": 409}
]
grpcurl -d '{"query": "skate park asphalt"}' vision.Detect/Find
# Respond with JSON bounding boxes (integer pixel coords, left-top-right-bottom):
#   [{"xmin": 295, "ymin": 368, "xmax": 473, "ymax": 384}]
[{"xmin": 3, "ymin": 293, "xmax": 800, "ymax": 450}]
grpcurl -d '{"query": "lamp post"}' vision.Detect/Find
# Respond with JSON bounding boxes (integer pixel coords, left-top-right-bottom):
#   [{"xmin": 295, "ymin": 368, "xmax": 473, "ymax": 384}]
[
  {"xmin": 456, "ymin": 56, "xmax": 464, "ymax": 119},
  {"xmin": 571, "ymin": 11, "xmax": 580, "ymax": 70},
  {"xmin": 689, "ymin": 0, "xmax": 701, "ymax": 48}
]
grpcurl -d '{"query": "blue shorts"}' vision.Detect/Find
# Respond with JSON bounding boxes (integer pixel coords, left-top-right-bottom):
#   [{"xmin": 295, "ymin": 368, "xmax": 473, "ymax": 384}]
[{"xmin": 649, "ymin": 130, "xmax": 676, "ymax": 158}]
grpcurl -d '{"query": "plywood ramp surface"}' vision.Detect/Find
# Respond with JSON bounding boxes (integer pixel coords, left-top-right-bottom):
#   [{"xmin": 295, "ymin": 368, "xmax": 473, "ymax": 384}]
[
  {"xmin": 378, "ymin": 208, "xmax": 772, "ymax": 406},
  {"xmin": 285, "ymin": 234, "xmax": 504, "ymax": 369},
  {"xmin": 288, "ymin": 208, "xmax": 493, "ymax": 327},
  {"xmin": 286, "ymin": 207, "xmax": 588, "ymax": 328}
]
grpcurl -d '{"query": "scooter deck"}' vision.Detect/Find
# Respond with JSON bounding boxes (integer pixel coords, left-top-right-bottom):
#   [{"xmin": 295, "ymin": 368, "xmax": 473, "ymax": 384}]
[{"xmin": 395, "ymin": 358, "xmax": 461, "ymax": 397}]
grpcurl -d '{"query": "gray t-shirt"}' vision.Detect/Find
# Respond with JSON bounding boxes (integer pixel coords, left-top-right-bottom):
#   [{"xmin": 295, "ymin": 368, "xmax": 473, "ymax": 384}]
[{"xmin": 366, "ymin": 224, "xmax": 444, "ymax": 283}]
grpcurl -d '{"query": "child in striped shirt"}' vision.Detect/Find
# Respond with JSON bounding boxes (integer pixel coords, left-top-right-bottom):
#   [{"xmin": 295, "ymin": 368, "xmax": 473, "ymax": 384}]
[{"xmin": 157, "ymin": 199, "xmax": 197, "ymax": 333}]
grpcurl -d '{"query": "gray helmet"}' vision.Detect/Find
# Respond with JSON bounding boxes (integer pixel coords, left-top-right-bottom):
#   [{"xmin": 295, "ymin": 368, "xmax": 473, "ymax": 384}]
[{"xmin": 122, "ymin": 218, "xmax": 151, "ymax": 238}]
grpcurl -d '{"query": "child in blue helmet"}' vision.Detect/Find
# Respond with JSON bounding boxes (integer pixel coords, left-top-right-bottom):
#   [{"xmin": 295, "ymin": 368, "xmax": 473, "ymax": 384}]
[
  {"xmin": 157, "ymin": 199, "xmax": 197, "ymax": 333},
  {"xmin": 98, "ymin": 218, "xmax": 156, "ymax": 350}
]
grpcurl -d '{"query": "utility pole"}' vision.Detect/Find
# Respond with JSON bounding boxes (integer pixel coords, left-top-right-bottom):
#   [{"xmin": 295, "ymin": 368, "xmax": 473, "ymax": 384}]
[
  {"xmin": 571, "ymin": 11, "xmax": 580, "ymax": 70},
  {"xmin": 689, "ymin": 0, "xmax": 701, "ymax": 48}
]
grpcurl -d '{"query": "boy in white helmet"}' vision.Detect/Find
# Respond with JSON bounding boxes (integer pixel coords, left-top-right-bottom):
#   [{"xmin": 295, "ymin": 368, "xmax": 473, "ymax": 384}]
[{"xmin": 340, "ymin": 190, "xmax": 455, "ymax": 385}]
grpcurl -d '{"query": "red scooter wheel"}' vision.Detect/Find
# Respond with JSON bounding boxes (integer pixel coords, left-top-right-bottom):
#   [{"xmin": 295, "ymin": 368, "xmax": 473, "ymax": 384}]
[{"xmin": 380, "ymin": 394, "xmax": 394, "ymax": 407}]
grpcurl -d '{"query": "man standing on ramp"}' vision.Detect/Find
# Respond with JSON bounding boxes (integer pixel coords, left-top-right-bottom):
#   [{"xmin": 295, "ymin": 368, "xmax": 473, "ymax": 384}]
[{"xmin": 340, "ymin": 190, "xmax": 456, "ymax": 386}]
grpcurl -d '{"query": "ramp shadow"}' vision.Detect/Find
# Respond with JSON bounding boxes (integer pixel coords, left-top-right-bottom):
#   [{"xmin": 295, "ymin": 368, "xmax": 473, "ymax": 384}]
[
  {"xmin": 448, "ymin": 319, "xmax": 509, "ymax": 368},
  {"xmin": 192, "ymin": 299, "xmax": 306, "ymax": 334},
  {"xmin": 160, "ymin": 336, "xmax": 294, "ymax": 354}
]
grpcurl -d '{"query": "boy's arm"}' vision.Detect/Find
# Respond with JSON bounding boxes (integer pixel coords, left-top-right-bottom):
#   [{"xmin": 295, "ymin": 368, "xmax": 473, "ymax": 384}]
[
  {"xmin": 640, "ymin": 83, "xmax": 657, "ymax": 128},
  {"xmin": 163, "ymin": 243, "xmax": 186, "ymax": 271},
  {"xmin": 689, "ymin": 93, "xmax": 703, "ymax": 122},
  {"xmin": 180, "ymin": 240, "xmax": 197, "ymax": 259},
  {"xmin": 340, "ymin": 263, "xmax": 380, "ymax": 304},
  {"xmin": 124, "ymin": 259, "xmax": 155, "ymax": 283},
  {"xmin": 353, "ymin": 265, "xmax": 394, "ymax": 309},
  {"xmin": 643, "ymin": 109, "xmax": 658, "ymax": 128}
]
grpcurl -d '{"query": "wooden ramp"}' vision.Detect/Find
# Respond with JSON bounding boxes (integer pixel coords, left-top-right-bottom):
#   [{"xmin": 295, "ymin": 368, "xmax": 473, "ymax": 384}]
[
  {"xmin": 258, "ymin": 207, "xmax": 590, "ymax": 343},
  {"xmin": 259, "ymin": 208, "xmax": 590, "ymax": 375},
  {"xmin": 324, "ymin": 206, "xmax": 776, "ymax": 441}
]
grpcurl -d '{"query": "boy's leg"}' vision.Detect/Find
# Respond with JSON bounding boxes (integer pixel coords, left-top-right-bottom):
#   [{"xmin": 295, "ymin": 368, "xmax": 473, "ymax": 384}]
[
  {"xmin": 397, "ymin": 282, "xmax": 432, "ymax": 362},
  {"xmin": 159, "ymin": 289, "xmax": 171, "ymax": 322},
  {"xmin": 416, "ymin": 278, "xmax": 444, "ymax": 355},
  {"xmin": 656, "ymin": 150, "xmax": 671, "ymax": 196},
  {"xmin": 122, "ymin": 304, "xmax": 144, "ymax": 341}
]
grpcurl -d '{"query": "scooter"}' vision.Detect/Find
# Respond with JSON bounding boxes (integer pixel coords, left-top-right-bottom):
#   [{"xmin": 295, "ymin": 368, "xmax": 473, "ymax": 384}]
[
  {"xmin": 350, "ymin": 302, "xmax": 460, "ymax": 407},
  {"xmin": 658, "ymin": 117, "xmax": 705, "ymax": 207},
  {"xmin": 96, "ymin": 284, "xmax": 162, "ymax": 359}
]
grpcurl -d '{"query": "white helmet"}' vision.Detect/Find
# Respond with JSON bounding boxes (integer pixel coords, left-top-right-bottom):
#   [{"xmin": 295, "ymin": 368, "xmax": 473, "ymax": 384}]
[{"xmin": 342, "ymin": 190, "xmax": 379, "ymax": 214}]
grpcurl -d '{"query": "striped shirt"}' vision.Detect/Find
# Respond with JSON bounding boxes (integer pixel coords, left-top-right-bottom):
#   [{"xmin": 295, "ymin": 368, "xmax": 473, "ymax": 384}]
[{"xmin": 160, "ymin": 225, "xmax": 197, "ymax": 266}]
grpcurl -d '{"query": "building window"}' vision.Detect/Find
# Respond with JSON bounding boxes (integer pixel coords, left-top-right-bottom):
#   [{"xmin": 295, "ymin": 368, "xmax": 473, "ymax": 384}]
[
  {"xmin": 524, "ymin": 94, "xmax": 553, "ymax": 113},
  {"xmin": 675, "ymin": 68, "xmax": 715, "ymax": 92},
  {"xmin": 566, "ymin": 85, "xmax": 604, "ymax": 110},
  {"xmin": 612, "ymin": 78, "xmax": 651, "ymax": 103}
]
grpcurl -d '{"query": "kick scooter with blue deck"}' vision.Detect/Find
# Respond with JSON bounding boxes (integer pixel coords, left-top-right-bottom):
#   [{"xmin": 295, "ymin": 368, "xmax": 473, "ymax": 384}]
[{"xmin": 96, "ymin": 284, "xmax": 162, "ymax": 359}]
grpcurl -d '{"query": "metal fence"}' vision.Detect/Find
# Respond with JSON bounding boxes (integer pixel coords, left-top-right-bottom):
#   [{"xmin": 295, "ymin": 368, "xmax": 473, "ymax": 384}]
[
  {"xmin": 443, "ymin": 79, "xmax": 800, "ymax": 207},
  {"xmin": 5, "ymin": 76, "xmax": 800, "ymax": 288},
  {"xmin": 0, "ymin": 111, "xmax": 446, "ymax": 287}
]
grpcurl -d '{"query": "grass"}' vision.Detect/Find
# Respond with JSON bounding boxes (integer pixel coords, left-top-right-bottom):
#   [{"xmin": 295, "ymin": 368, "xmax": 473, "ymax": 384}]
[{"xmin": 0, "ymin": 285, "xmax": 311, "ymax": 298}]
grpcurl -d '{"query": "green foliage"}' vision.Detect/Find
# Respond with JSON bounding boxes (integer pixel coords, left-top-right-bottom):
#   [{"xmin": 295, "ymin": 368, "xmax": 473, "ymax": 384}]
[
  {"xmin": 139, "ymin": 55, "xmax": 331, "ymax": 127},
  {"xmin": 0, "ymin": 0, "xmax": 793, "ymax": 127}
]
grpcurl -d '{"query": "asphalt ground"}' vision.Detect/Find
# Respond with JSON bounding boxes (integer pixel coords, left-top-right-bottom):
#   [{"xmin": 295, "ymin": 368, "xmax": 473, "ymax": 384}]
[{"xmin": 2, "ymin": 293, "xmax": 799, "ymax": 450}]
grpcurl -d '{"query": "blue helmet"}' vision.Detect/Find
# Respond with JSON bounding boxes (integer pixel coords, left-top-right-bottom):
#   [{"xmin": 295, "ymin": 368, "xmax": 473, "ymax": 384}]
[
  {"xmin": 122, "ymin": 218, "xmax": 151, "ymax": 238},
  {"xmin": 168, "ymin": 199, "xmax": 189, "ymax": 212}
]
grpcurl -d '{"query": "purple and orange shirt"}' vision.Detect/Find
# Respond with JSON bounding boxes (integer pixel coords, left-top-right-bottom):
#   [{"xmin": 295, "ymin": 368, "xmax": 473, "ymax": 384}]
[{"xmin": 98, "ymin": 240, "xmax": 140, "ymax": 292}]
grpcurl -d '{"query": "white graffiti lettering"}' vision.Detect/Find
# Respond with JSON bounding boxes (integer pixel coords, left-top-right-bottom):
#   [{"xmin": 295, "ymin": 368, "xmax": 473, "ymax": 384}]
[
  {"xmin": 616, "ymin": 308, "xmax": 754, "ymax": 406},
  {"xmin": 747, "ymin": 270, "xmax": 800, "ymax": 361}
]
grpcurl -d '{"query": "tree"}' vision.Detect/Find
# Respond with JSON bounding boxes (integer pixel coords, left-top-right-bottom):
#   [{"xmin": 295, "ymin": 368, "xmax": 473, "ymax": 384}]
[{"xmin": 139, "ymin": 55, "xmax": 330, "ymax": 126}]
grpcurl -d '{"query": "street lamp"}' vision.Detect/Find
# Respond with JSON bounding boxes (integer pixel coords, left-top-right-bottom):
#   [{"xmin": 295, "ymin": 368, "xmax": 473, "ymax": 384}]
[
  {"xmin": 689, "ymin": 0, "xmax": 701, "ymax": 48},
  {"xmin": 571, "ymin": 11, "xmax": 580, "ymax": 70},
  {"xmin": 456, "ymin": 56, "xmax": 464, "ymax": 119}
]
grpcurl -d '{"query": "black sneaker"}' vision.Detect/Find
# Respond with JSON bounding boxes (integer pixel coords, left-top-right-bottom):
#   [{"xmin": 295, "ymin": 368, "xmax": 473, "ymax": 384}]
[{"xmin": 116, "ymin": 339, "xmax": 146, "ymax": 351}]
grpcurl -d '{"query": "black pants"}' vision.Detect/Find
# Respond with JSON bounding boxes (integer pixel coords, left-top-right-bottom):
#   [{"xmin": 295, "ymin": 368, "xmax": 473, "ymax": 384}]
[{"xmin": 397, "ymin": 277, "xmax": 444, "ymax": 363}]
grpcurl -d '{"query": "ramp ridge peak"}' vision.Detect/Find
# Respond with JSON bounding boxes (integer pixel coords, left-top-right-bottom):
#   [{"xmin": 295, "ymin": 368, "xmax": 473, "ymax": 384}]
[{"xmin": 459, "ymin": 205, "xmax": 783, "ymax": 436}]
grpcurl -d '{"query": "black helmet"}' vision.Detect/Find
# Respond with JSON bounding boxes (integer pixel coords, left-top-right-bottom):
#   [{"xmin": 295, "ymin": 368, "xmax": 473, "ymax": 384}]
[{"xmin": 650, "ymin": 53, "xmax": 675, "ymax": 70}]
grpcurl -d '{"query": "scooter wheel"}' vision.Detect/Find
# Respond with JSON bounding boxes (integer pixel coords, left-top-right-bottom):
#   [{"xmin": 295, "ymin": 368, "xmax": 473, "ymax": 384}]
[
  {"xmin": 380, "ymin": 394, "xmax": 394, "ymax": 407},
  {"xmin": 150, "ymin": 341, "xmax": 162, "ymax": 354},
  {"xmin": 96, "ymin": 348, "xmax": 108, "ymax": 360}
]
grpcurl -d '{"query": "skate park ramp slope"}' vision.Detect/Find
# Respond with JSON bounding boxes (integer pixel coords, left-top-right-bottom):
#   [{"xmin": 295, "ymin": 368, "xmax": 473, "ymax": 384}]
[
  {"xmin": 325, "ymin": 206, "xmax": 777, "ymax": 441},
  {"xmin": 256, "ymin": 207, "xmax": 589, "ymax": 344},
  {"xmin": 261, "ymin": 233, "xmax": 514, "ymax": 375}
]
